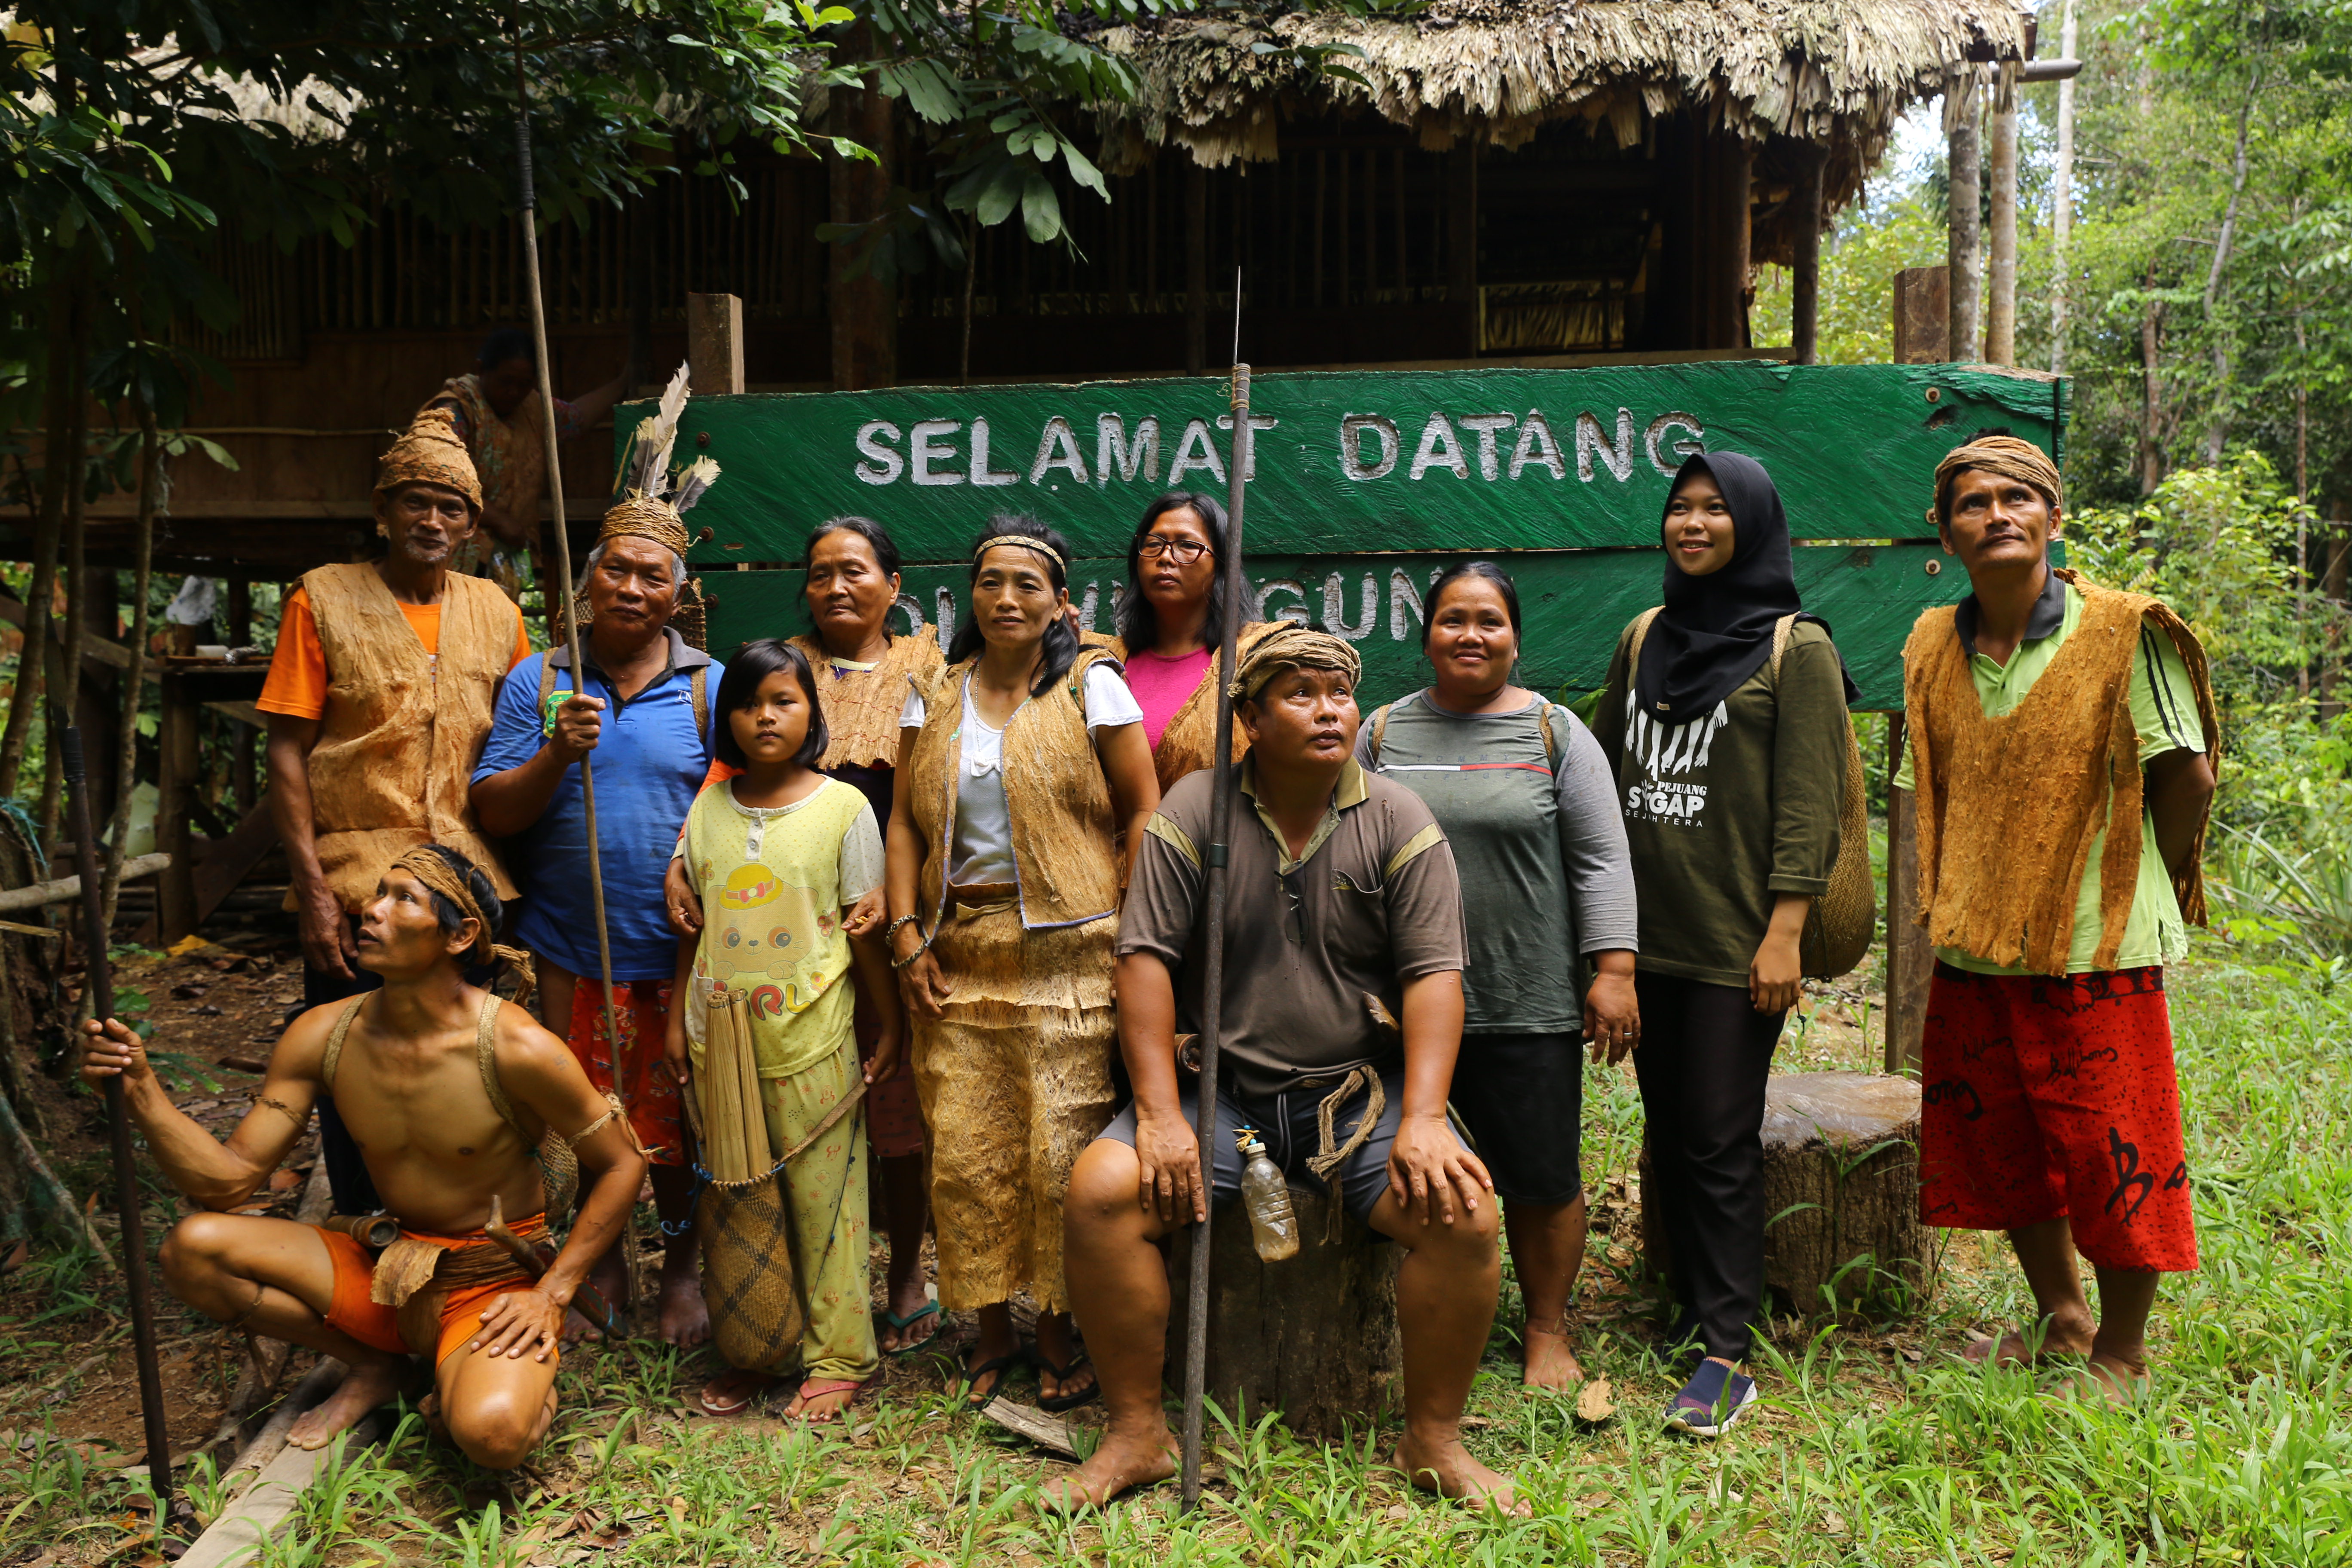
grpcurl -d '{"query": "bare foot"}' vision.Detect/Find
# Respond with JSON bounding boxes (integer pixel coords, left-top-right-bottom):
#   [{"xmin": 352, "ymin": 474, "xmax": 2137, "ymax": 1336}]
[
  {"xmin": 1963, "ymin": 1315, "xmax": 2092, "ymax": 1368},
  {"xmin": 783, "ymin": 1377, "xmax": 864, "ymax": 1424},
  {"xmin": 2068, "ymin": 1352, "xmax": 2152, "ymax": 1407},
  {"xmin": 1521, "ymin": 1324, "xmax": 1585, "ymax": 1392},
  {"xmin": 565, "ymin": 1247, "xmax": 631, "ymax": 1344},
  {"xmin": 656, "ymin": 1256, "xmax": 710, "ymax": 1349},
  {"xmin": 1393, "ymin": 1430, "xmax": 1528, "ymax": 1517},
  {"xmin": 1037, "ymin": 1425, "xmax": 1178, "ymax": 1510},
  {"xmin": 288, "ymin": 1357, "xmax": 403, "ymax": 1450}
]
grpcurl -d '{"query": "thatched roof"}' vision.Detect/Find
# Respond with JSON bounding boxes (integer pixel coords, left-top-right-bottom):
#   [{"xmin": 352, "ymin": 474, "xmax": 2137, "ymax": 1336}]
[{"xmin": 1094, "ymin": 0, "xmax": 2030, "ymax": 174}]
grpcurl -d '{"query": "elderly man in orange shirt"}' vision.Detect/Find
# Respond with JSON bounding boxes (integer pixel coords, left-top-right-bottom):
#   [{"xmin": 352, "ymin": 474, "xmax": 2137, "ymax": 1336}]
[{"xmin": 257, "ymin": 409, "xmax": 533, "ymax": 1210}]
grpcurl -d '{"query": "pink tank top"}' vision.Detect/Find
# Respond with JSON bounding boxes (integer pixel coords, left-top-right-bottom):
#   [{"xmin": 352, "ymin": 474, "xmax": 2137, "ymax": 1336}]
[{"xmin": 1123, "ymin": 646, "xmax": 1214, "ymax": 752}]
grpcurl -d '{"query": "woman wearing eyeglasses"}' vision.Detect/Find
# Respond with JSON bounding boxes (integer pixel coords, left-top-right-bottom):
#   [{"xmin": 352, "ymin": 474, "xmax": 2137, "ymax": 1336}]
[{"xmin": 1107, "ymin": 493, "xmax": 1281, "ymax": 793}]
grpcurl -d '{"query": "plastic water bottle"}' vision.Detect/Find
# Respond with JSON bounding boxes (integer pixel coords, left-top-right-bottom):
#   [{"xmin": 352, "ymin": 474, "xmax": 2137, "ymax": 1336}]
[{"xmin": 1237, "ymin": 1130, "xmax": 1299, "ymax": 1262}]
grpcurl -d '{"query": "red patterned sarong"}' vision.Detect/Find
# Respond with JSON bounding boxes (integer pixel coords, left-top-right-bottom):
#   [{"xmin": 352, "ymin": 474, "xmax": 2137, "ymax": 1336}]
[
  {"xmin": 1919, "ymin": 964, "xmax": 2197, "ymax": 1272},
  {"xmin": 567, "ymin": 979, "xmax": 687, "ymax": 1167}
]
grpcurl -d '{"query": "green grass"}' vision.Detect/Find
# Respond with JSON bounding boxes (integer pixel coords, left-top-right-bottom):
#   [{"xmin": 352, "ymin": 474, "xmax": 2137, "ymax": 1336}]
[{"xmin": 6, "ymin": 933, "xmax": 2351, "ymax": 1565}]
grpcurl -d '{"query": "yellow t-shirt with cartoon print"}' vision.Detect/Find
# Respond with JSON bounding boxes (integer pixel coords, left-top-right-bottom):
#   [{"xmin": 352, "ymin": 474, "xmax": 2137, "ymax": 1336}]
[{"xmin": 680, "ymin": 777, "xmax": 884, "ymax": 1079}]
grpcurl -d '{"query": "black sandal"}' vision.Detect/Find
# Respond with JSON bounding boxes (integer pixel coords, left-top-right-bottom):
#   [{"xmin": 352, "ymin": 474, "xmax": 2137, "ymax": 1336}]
[
  {"xmin": 960, "ymin": 1349, "xmax": 1025, "ymax": 1409},
  {"xmin": 1035, "ymin": 1351, "xmax": 1100, "ymax": 1413}
]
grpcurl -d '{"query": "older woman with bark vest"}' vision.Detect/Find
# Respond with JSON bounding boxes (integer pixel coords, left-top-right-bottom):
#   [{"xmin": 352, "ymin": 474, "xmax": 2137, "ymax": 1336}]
[
  {"xmin": 886, "ymin": 518, "xmax": 1159, "ymax": 1413},
  {"xmin": 260, "ymin": 408, "xmax": 532, "ymax": 1214}
]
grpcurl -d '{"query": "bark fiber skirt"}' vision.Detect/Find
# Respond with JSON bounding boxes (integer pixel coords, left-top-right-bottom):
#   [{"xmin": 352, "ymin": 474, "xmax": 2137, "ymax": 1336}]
[{"xmin": 911, "ymin": 903, "xmax": 1117, "ymax": 1314}]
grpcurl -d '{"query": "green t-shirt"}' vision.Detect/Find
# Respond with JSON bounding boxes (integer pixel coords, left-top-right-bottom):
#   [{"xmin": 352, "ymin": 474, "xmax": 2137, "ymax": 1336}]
[
  {"xmin": 1896, "ymin": 580, "xmax": 2205, "ymax": 976},
  {"xmin": 1590, "ymin": 620, "xmax": 1850, "ymax": 989}
]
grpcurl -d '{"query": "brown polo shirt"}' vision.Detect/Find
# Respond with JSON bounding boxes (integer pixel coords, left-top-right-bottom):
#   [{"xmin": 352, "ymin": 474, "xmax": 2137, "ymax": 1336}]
[{"xmin": 1117, "ymin": 756, "xmax": 1466, "ymax": 1097}]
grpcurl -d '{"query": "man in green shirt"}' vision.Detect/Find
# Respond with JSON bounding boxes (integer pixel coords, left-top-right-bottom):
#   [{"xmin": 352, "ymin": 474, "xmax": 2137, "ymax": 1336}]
[{"xmin": 1899, "ymin": 435, "xmax": 2217, "ymax": 1404}]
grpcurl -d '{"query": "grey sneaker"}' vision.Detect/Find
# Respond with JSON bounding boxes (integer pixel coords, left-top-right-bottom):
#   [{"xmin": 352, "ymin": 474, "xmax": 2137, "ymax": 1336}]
[{"xmin": 1663, "ymin": 1360, "xmax": 1757, "ymax": 1438}]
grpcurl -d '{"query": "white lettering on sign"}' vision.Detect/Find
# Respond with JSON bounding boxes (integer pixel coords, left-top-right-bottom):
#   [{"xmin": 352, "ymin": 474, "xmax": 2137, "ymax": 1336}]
[
  {"xmin": 848, "ymin": 409, "xmax": 1705, "ymax": 487},
  {"xmin": 891, "ymin": 593, "xmax": 924, "ymax": 635},
  {"xmin": 1410, "ymin": 415, "xmax": 1468, "ymax": 481},
  {"xmin": 855, "ymin": 421, "xmax": 904, "ymax": 485},
  {"xmin": 1323, "ymin": 573, "xmax": 1378, "ymax": 641},
  {"xmin": 1031, "ymin": 417, "xmax": 1088, "ymax": 485},
  {"xmin": 1341, "ymin": 415, "xmax": 1399, "ymax": 481},
  {"xmin": 1097, "ymin": 415, "xmax": 1160, "ymax": 484},
  {"xmin": 1510, "ymin": 413, "xmax": 1565, "ymax": 481},
  {"xmin": 1577, "ymin": 409, "xmax": 1636, "ymax": 483},
  {"xmin": 970, "ymin": 418, "xmax": 1019, "ymax": 486},
  {"xmin": 911, "ymin": 420, "xmax": 963, "ymax": 487},
  {"xmin": 1645, "ymin": 411, "xmax": 1706, "ymax": 476},
  {"xmin": 1255, "ymin": 578, "xmax": 1310, "ymax": 624},
  {"xmin": 1168, "ymin": 419, "xmax": 1225, "ymax": 485},
  {"xmin": 1389, "ymin": 566, "xmax": 1442, "ymax": 640}
]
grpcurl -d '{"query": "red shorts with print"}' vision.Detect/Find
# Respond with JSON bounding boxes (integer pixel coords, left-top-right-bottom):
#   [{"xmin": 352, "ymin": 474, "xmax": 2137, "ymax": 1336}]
[
  {"xmin": 1919, "ymin": 964, "xmax": 2197, "ymax": 1273},
  {"xmin": 568, "ymin": 979, "xmax": 687, "ymax": 1168}
]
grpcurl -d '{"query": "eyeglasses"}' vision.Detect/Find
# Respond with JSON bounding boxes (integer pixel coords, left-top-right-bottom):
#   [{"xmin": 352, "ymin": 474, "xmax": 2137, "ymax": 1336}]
[{"xmin": 1136, "ymin": 536, "xmax": 1211, "ymax": 564}]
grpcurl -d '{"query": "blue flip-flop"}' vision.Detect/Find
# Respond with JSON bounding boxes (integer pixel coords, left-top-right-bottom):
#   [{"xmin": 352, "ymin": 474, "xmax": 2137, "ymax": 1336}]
[{"xmin": 882, "ymin": 1299, "xmax": 943, "ymax": 1356}]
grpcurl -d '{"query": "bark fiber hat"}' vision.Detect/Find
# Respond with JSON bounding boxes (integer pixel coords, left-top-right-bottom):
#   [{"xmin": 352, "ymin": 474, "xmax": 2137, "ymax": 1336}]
[
  {"xmin": 1229, "ymin": 625, "xmax": 1363, "ymax": 699},
  {"xmin": 1929, "ymin": 435, "xmax": 2064, "ymax": 529},
  {"xmin": 374, "ymin": 407, "xmax": 482, "ymax": 513}
]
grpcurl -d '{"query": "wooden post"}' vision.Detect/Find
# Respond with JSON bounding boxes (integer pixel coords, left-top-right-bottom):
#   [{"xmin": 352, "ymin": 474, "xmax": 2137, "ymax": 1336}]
[
  {"xmin": 1791, "ymin": 147, "xmax": 1825, "ymax": 365},
  {"xmin": 1947, "ymin": 73, "xmax": 1981, "ymax": 362},
  {"xmin": 156, "ymin": 668, "xmax": 199, "ymax": 943},
  {"xmin": 1986, "ymin": 90, "xmax": 2018, "ymax": 367},
  {"xmin": 1715, "ymin": 132, "xmax": 1752, "ymax": 349},
  {"xmin": 1884, "ymin": 716, "xmax": 1931, "ymax": 1073},
  {"xmin": 827, "ymin": 26, "xmax": 896, "ymax": 392},
  {"xmin": 687, "ymin": 293, "xmax": 746, "ymax": 395},
  {"xmin": 1892, "ymin": 267, "xmax": 1951, "ymax": 363},
  {"xmin": 1185, "ymin": 163, "xmax": 1207, "ymax": 377},
  {"xmin": 2052, "ymin": 0, "xmax": 2079, "ymax": 373},
  {"xmin": 1446, "ymin": 141, "xmax": 1479, "ymax": 355}
]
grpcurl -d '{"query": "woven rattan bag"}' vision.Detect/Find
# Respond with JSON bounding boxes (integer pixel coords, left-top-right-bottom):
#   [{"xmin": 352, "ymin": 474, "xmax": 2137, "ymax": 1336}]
[
  {"xmin": 688, "ymin": 993, "xmax": 804, "ymax": 1372},
  {"xmin": 1628, "ymin": 609, "xmax": 1875, "ymax": 979}
]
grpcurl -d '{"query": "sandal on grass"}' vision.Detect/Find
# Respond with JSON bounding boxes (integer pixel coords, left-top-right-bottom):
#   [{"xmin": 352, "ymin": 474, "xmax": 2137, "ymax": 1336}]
[
  {"xmin": 784, "ymin": 1376, "xmax": 870, "ymax": 1425},
  {"xmin": 1035, "ymin": 1351, "xmax": 1100, "ymax": 1414},
  {"xmin": 959, "ymin": 1349, "xmax": 1025, "ymax": 1410},
  {"xmin": 881, "ymin": 1299, "xmax": 943, "ymax": 1356},
  {"xmin": 697, "ymin": 1367, "xmax": 782, "ymax": 1418}
]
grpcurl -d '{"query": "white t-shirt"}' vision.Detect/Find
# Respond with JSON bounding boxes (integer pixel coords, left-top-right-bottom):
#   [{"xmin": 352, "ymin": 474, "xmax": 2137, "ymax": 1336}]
[{"xmin": 897, "ymin": 662, "xmax": 1142, "ymax": 885}]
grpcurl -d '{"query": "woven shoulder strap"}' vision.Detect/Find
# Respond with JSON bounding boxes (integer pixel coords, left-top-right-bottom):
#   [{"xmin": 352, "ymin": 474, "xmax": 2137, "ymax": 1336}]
[
  {"xmin": 537, "ymin": 652, "xmax": 559, "ymax": 721},
  {"xmin": 1368, "ymin": 702, "xmax": 1394, "ymax": 766},
  {"xmin": 691, "ymin": 664, "xmax": 708, "ymax": 739},
  {"xmin": 1627, "ymin": 606, "xmax": 1664, "ymax": 675},
  {"xmin": 472, "ymin": 992, "xmax": 526, "ymax": 1136},
  {"xmin": 1767, "ymin": 613, "xmax": 1799, "ymax": 682},
  {"xmin": 1534, "ymin": 704, "xmax": 1560, "ymax": 770},
  {"xmin": 319, "ymin": 995, "xmax": 367, "ymax": 1089},
  {"xmin": 1067, "ymin": 646, "xmax": 1121, "ymax": 707}
]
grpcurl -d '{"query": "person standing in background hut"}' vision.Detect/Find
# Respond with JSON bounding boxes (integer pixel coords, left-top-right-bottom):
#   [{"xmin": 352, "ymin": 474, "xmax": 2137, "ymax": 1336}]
[
  {"xmin": 260, "ymin": 409, "xmax": 532, "ymax": 1215},
  {"xmin": 471, "ymin": 481, "xmax": 724, "ymax": 1348},
  {"xmin": 886, "ymin": 521, "xmax": 1159, "ymax": 1412},
  {"xmin": 1899, "ymin": 436, "xmax": 2214, "ymax": 1403},
  {"xmin": 665, "ymin": 517, "xmax": 944, "ymax": 1355},
  {"xmin": 1359, "ymin": 561, "xmax": 1639, "ymax": 1393},
  {"xmin": 667, "ymin": 640, "xmax": 901, "ymax": 1423},
  {"xmin": 1589, "ymin": 451, "xmax": 1854, "ymax": 1438},
  {"xmin": 424, "ymin": 328, "xmax": 632, "ymax": 600},
  {"xmin": 1106, "ymin": 493, "xmax": 1281, "ymax": 792}
]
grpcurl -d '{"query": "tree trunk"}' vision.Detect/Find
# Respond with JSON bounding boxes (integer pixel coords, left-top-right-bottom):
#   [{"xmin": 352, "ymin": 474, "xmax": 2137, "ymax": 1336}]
[
  {"xmin": 39, "ymin": 284, "xmax": 91, "ymax": 841},
  {"xmin": 1167, "ymin": 1183, "xmax": 1402, "ymax": 1439},
  {"xmin": 1985, "ymin": 96, "xmax": 2018, "ymax": 367},
  {"xmin": 101, "ymin": 403, "xmax": 159, "ymax": 930},
  {"xmin": 1946, "ymin": 74, "xmax": 1981, "ymax": 363},
  {"xmin": 0, "ymin": 275, "xmax": 74, "ymax": 799},
  {"xmin": 2201, "ymin": 76, "xmax": 2259, "ymax": 463},
  {"xmin": 2140, "ymin": 266, "xmax": 2166, "ymax": 497},
  {"xmin": 826, "ymin": 23, "xmax": 896, "ymax": 393},
  {"xmin": 1790, "ymin": 148, "xmax": 1823, "ymax": 365},
  {"xmin": 2052, "ymin": 0, "xmax": 2077, "ymax": 374}
]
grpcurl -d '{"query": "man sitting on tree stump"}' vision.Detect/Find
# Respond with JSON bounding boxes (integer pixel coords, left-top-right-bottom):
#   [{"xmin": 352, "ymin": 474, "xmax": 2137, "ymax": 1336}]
[
  {"xmin": 79, "ymin": 845, "xmax": 645, "ymax": 1466},
  {"xmin": 1899, "ymin": 435, "xmax": 2217, "ymax": 1403},
  {"xmin": 1058, "ymin": 628, "xmax": 1519, "ymax": 1512}
]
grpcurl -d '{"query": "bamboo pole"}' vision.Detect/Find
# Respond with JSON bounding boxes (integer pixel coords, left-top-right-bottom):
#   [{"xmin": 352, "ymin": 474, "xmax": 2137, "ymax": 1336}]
[
  {"xmin": 511, "ymin": 44, "xmax": 627, "ymax": 1112},
  {"xmin": 1181, "ymin": 279, "xmax": 1253, "ymax": 1512}
]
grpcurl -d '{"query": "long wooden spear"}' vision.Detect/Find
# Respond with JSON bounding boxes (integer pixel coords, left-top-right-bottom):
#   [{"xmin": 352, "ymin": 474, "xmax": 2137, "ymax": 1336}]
[
  {"xmin": 1180, "ymin": 276, "xmax": 1253, "ymax": 1510},
  {"xmin": 511, "ymin": 46, "xmax": 628, "ymax": 1159},
  {"xmin": 61, "ymin": 726, "xmax": 175, "ymax": 1526}
]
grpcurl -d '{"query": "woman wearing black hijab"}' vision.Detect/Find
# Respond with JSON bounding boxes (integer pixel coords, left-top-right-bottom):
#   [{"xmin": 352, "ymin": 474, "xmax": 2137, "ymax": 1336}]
[{"xmin": 1589, "ymin": 450, "xmax": 1854, "ymax": 1439}]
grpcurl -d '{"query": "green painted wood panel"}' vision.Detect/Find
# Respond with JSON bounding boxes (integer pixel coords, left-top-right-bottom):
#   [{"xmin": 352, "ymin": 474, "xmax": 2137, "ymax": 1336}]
[
  {"xmin": 700, "ymin": 542, "xmax": 1964, "ymax": 712},
  {"xmin": 635, "ymin": 361, "xmax": 2064, "ymax": 565}
]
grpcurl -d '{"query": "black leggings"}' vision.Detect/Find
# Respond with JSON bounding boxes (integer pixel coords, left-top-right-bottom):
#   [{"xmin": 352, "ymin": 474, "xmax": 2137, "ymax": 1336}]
[{"xmin": 1633, "ymin": 972, "xmax": 1785, "ymax": 1362}]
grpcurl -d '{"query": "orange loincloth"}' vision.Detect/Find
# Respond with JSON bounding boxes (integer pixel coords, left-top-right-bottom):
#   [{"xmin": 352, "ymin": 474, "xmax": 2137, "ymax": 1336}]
[{"xmin": 317, "ymin": 1213, "xmax": 559, "ymax": 1367}]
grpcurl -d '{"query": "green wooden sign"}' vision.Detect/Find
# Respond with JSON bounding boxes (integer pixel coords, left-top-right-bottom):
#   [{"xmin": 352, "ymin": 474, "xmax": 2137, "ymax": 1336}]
[{"xmin": 644, "ymin": 361, "xmax": 2067, "ymax": 711}]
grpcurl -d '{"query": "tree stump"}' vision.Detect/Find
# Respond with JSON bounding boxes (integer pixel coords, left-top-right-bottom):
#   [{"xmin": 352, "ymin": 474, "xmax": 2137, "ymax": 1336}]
[
  {"xmin": 1166, "ymin": 1182, "xmax": 1401, "ymax": 1439},
  {"xmin": 1640, "ymin": 1070, "xmax": 1924, "ymax": 1319}
]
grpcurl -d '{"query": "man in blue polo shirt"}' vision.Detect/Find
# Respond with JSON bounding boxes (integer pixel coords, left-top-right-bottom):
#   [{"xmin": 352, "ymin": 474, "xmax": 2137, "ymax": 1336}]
[{"xmin": 473, "ymin": 515, "xmax": 722, "ymax": 1347}]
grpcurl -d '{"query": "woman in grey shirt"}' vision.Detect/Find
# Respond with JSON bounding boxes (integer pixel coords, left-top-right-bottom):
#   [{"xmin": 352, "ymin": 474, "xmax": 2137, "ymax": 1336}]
[{"xmin": 1358, "ymin": 560, "xmax": 1638, "ymax": 1393}]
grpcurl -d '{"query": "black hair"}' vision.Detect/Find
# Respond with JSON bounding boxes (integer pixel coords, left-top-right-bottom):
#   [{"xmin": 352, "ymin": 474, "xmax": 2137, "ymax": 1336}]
[
  {"xmin": 802, "ymin": 516, "xmax": 904, "ymax": 640},
  {"xmin": 1421, "ymin": 560, "xmax": 1524, "ymax": 649},
  {"xmin": 1116, "ymin": 492, "xmax": 1230, "ymax": 653},
  {"xmin": 947, "ymin": 516, "xmax": 1079, "ymax": 698},
  {"xmin": 712, "ymin": 638, "xmax": 829, "ymax": 770},
  {"xmin": 477, "ymin": 327, "xmax": 536, "ymax": 371},
  {"xmin": 415, "ymin": 844, "xmax": 503, "ymax": 965}
]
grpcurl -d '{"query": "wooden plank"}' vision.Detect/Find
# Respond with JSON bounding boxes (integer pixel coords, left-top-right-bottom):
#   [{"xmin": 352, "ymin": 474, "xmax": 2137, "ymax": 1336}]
[
  {"xmin": 135, "ymin": 793, "xmax": 277, "ymax": 946},
  {"xmin": 701, "ymin": 542, "xmax": 1964, "ymax": 712},
  {"xmin": 0, "ymin": 852, "xmax": 170, "ymax": 913},
  {"xmin": 641, "ymin": 362, "xmax": 2064, "ymax": 566},
  {"xmin": 687, "ymin": 293, "xmax": 746, "ymax": 396}
]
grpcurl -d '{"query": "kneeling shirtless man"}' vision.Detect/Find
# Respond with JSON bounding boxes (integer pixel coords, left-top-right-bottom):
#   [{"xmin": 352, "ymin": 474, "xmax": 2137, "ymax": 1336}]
[
  {"xmin": 80, "ymin": 845, "xmax": 645, "ymax": 1467},
  {"xmin": 1059, "ymin": 628, "xmax": 1517, "ymax": 1512}
]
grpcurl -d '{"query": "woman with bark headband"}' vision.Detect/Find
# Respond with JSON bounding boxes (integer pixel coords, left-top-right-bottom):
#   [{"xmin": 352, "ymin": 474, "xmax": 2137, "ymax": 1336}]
[
  {"xmin": 1106, "ymin": 492, "xmax": 1282, "ymax": 792},
  {"xmin": 885, "ymin": 518, "xmax": 1159, "ymax": 1412}
]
